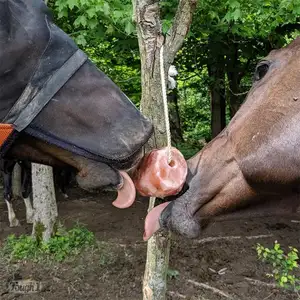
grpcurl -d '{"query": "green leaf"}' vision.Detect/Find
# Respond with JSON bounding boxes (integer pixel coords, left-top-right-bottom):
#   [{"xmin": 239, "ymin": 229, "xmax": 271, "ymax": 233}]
[
  {"xmin": 232, "ymin": 8, "xmax": 241, "ymax": 20},
  {"xmin": 75, "ymin": 34, "xmax": 87, "ymax": 46},
  {"xmin": 162, "ymin": 19, "xmax": 172, "ymax": 34},
  {"xmin": 74, "ymin": 15, "xmax": 87, "ymax": 27},
  {"xmin": 113, "ymin": 10, "xmax": 124, "ymax": 21},
  {"xmin": 67, "ymin": 0, "xmax": 78, "ymax": 10},
  {"xmin": 106, "ymin": 24, "xmax": 115, "ymax": 34},
  {"xmin": 88, "ymin": 18, "xmax": 98, "ymax": 29},
  {"xmin": 57, "ymin": 8, "xmax": 68, "ymax": 19},
  {"xmin": 124, "ymin": 21, "xmax": 135, "ymax": 35},
  {"xmin": 86, "ymin": 7, "xmax": 97, "ymax": 18},
  {"xmin": 103, "ymin": 2, "xmax": 110, "ymax": 16},
  {"xmin": 227, "ymin": 0, "xmax": 240, "ymax": 9}
]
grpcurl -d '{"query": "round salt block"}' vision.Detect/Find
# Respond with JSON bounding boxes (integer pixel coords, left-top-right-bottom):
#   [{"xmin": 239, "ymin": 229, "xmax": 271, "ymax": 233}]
[{"xmin": 133, "ymin": 147, "xmax": 188, "ymax": 198}]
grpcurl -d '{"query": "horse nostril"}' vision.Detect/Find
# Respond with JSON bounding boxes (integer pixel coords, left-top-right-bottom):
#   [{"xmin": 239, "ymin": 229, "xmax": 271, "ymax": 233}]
[{"xmin": 293, "ymin": 97, "xmax": 298, "ymax": 101}]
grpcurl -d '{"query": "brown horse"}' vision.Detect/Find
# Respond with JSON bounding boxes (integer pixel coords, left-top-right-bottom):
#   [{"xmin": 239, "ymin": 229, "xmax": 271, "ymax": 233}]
[{"xmin": 144, "ymin": 36, "xmax": 300, "ymax": 240}]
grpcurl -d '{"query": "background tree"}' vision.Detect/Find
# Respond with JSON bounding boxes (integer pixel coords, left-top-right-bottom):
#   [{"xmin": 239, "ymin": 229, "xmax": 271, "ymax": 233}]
[
  {"xmin": 30, "ymin": 0, "xmax": 58, "ymax": 243},
  {"xmin": 31, "ymin": 163, "xmax": 57, "ymax": 242},
  {"xmin": 132, "ymin": 1, "xmax": 197, "ymax": 299},
  {"xmin": 48, "ymin": 0, "xmax": 300, "ymax": 154},
  {"xmin": 177, "ymin": 0, "xmax": 300, "ymax": 137}
]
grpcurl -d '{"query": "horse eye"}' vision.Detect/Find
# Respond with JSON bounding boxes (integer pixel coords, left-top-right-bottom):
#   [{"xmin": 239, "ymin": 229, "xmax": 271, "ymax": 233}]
[{"xmin": 254, "ymin": 63, "xmax": 269, "ymax": 81}]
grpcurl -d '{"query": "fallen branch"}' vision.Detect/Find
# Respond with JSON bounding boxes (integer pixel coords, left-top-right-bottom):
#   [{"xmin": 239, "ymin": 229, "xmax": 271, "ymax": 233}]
[
  {"xmin": 245, "ymin": 234, "xmax": 274, "ymax": 240},
  {"xmin": 196, "ymin": 234, "xmax": 273, "ymax": 244},
  {"xmin": 187, "ymin": 279, "xmax": 235, "ymax": 299},
  {"xmin": 167, "ymin": 291, "xmax": 187, "ymax": 299},
  {"xmin": 168, "ymin": 292, "xmax": 210, "ymax": 300},
  {"xmin": 244, "ymin": 277, "xmax": 277, "ymax": 288},
  {"xmin": 263, "ymin": 292, "xmax": 275, "ymax": 300},
  {"xmin": 196, "ymin": 236, "xmax": 240, "ymax": 244}
]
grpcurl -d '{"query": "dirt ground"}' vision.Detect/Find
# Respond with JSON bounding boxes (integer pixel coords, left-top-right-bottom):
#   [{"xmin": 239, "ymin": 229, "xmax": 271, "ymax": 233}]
[{"xmin": 0, "ymin": 186, "xmax": 300, "ymax": 300}]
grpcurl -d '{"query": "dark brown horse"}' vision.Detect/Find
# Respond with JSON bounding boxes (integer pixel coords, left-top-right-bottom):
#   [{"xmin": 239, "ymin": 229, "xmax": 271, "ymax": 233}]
[
  {"xmin": 144, "ymin": 37, "xmax": 300, "ymax": 240},
  {"xmin": 0, "ymin": 1, "xmax": 153, "ymax": 195},
  {"xmin": 0, "ymin": 0, "xmax": 153, "ymax": 223}
]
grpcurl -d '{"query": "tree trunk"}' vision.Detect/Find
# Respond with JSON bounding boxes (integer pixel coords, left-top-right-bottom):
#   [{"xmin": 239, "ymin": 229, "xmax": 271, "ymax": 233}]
[
  {"xmin": 168, "ymin": 89, "xmax": 184, "ymax": 144},
  {"xmin": 132, "ymin": 0, "xmax": 196, "ymax": 299},
  {"xmin": 12, "ymin": 163, "xmax": 22, "ymax": 198},
  {"xmin": 31, "ymin": 163, "xmax": 57, "ymax": 243},
  {"xmin": 206, "ymin": 38, "xmax": 226, "ymax": 139},
  {"xmin": 227, "ymin": 75, "xmax": 241, "ymax": 118},
  {"xmin": 143, "ymin": 197, "xmax": 172, "ymax": 300},
  {"xmin": 208, "ymin": 64, "xmax": 226, "ymax": 138},
  {"xmin": 226, "ymin": 43, "xmax": 243, "ymax": 118},
  {"xmin": 134, "ymin": 2, "xmax": 171, "ymax": 297}
]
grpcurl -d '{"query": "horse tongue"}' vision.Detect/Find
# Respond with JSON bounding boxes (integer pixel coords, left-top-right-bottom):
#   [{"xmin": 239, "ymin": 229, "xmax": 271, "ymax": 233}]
[
  {"xmin": 112, "ymin": 171, "xmax": 136, "ymax": 209},
  {"xmin": 143, "ymin": 201, "xmax": 171, "ymax": 241}
]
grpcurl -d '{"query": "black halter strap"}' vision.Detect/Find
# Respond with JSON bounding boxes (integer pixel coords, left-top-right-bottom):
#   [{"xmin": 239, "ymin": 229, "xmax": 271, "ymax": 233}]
[
  {"xmin": 3, "ymin": 49, "xmax": 88, "ymax": 131},
  {"xmin": 0, "ymin": 49, "xmax": 87, "ymax": 157}
]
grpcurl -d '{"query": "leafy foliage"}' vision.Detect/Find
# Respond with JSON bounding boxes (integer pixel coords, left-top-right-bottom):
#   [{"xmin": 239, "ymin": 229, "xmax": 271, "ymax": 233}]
[
  {"xmin": 48, "ymin": 0, "xmax": 300, "ymax": 150},
  {"xmin": 177, "ymin": 0, "xmax": 300, "ymax": 127},
  {"xmin": 257, "ymin": 241, "xmax": 300, "ymax": 291},
  {"xmin": 1, "ymin": 224, "xmax": 95, "ymax": 262},
  {"xmin": 50, "ymin": 0, "xmax": 135, "ymax": 46},
  {"xmin": 178, "ymin": 84, "xmax": 211, "ymax": 144}
]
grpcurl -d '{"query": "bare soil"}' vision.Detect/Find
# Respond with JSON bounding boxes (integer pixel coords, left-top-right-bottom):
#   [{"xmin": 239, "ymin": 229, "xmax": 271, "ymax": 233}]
[{"xmin": 0, "ymin": 187, "xmax": 300, "ymax": 300}]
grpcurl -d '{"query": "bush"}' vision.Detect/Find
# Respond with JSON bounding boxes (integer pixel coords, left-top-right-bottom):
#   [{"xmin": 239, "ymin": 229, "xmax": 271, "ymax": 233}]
[
  {"xmin": 1, "ymin": 224, "xmax": 95, "ymax": 262},
  {"xmin": 256, "ymin": 241, "xmax": 300, "ymax": 291}
]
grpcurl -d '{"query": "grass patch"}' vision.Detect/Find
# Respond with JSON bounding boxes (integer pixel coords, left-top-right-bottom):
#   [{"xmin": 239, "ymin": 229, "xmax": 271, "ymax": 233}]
[
  {"xmin": 1, "ymin": 223, "xmax": 95, "ymax": 262},
  {"xmin": 96, "ymin": 241, "xmax": 117, "ymax": 266}
]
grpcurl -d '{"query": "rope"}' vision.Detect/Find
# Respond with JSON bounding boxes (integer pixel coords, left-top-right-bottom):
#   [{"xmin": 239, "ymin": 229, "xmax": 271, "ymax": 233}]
[
  {"xmin": 159, "ymin": 45, "xmax": 172, "ymax": 164},
  {"xmin": 145, "ymin": 46, "xmax": 173, "ymax": 233},
  {"xmin": 146, "ymin": 45, "xmax": 173, "ymax": 225}
]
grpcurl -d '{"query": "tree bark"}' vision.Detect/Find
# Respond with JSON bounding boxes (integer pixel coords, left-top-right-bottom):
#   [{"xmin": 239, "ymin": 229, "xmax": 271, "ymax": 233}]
[
  {"xmin": 208, "ymin": 64, "xmax": 226, "ymax": 138},
  {"xmin": 226, "ymin": 43, "xmax": 244, "ymax": 118},
  {"xmin": 227, "ymin": 74, "xmax": 241, "ymax": 118},
  {"xmin": 31, "ymin": 163, "xmax": 57, "ymax": 243},
  {"xmin": 168, "ymin": 89, "xmax": 184, "ymax": 144},
  {"xmin": 206, "ymin": 38, "xmax": 226, "ymax": 138},
  {"xmin": 132, "ymin": 0, "xmax": 196, "ymax": 299}
]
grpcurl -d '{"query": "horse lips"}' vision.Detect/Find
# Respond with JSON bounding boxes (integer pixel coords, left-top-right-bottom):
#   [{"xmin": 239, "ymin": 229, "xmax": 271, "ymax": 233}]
[{"xmin": 134, "ymin": 147, "xmax": 188, "ymax": 198}]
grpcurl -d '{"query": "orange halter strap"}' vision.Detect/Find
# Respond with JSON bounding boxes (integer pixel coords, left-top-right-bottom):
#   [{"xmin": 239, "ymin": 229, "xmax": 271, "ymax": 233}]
[{"xmin": 0, "ymin": 124, "xmax": 14, "ymax": 148}]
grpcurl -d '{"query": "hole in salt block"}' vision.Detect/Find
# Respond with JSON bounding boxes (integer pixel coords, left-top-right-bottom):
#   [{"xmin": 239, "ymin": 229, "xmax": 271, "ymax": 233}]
[{"xmin": 169, "ymin": 160, "xmax": 175, "ymax": 167}]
